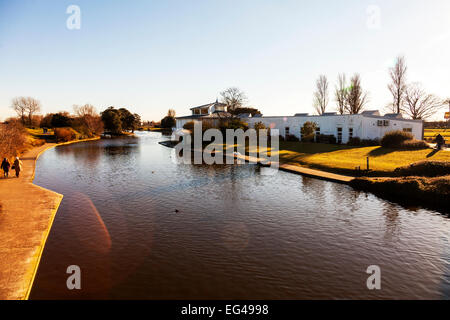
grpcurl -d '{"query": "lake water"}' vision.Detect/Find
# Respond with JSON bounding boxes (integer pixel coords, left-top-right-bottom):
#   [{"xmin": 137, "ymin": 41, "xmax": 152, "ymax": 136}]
[{"xmin": 30, "ymin": 132, "xmax": 450, "ymax": 299}]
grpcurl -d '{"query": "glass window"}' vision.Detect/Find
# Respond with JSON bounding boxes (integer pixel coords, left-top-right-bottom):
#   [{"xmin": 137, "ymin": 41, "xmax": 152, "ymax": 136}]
[
  {"xmin": 337, "ymin": 127, "xmax": 343, "ymax": 144},
  {"xmin": 285, "ymin": 127, "xmax": 290, "ymax": 136}
]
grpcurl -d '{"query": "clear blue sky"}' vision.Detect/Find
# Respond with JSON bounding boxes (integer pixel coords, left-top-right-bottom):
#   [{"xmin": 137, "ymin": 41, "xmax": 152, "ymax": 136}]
[{"xmin": 1, "ymin": 0, "xmax": 449, "ymax": 121}]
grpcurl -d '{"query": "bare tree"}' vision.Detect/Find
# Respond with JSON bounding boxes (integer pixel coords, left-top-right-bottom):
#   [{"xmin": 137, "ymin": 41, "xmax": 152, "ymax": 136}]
[
  {"xmin": 24, "ymin": 97, "xmax": 41, "ymax": 125},
  {"xmin": 11, "ymin": 97, "xmax": 27, "ymax": 124},
  {"xmin": 74, "ymin": 104, "xmax": 96, "ymax": 118},
  {"xmin": 313, "ymin": 75, "xmax": 329, "ymax": 115},
  {"xmin": 403, "ymin": 83, "xmax": 444, "ymax": 120},
  {"xmin": 73, "ymin": 104, "xmax": 104, "ymax": 135},
  {"xmin": 387, "ymin": 56, "xmax": 407, "ymax": 114},
  {"xmin": 220, "ymin": 87, "xmax": 247, "ymax": 112},
  {"xmin": 335, "ymin": 73, "xmax": 347, "ymax": 114},
  {"xmin": 345, "ymin": 74, "xmax": 368, "ymax": 114}
]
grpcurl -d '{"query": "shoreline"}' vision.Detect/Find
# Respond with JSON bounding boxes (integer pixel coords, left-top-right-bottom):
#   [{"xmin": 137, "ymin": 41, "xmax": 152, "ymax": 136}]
[
  {"xmin": 159, "ymin": 140, "xmax": 449, "ymax": 212},
  {"xmin": 0, "ymin": 137, "xmax": 100, "ymax": 300}
]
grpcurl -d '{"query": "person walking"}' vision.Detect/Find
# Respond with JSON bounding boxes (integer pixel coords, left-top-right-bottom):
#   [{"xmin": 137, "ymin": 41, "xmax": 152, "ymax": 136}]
[
  {"xmin": 13, "ymin": 157, "xmax": 23, "ymax": 178},
  {"xmin": 1, "ymin": 158, "xmax": 11, "ymax": 178},
  {"xmin": 436, "ymin": 134, "xmax": 445, "ymax": 150}
]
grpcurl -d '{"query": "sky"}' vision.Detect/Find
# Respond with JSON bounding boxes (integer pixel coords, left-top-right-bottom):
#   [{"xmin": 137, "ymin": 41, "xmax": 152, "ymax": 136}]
[{"xmin": 0, "ymin": 0, "xmax": 449, "ymax": 122}]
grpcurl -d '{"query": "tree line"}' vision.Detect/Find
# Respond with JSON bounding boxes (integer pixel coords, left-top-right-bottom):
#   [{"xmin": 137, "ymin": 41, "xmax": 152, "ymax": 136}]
[
  {"xmin": 8, "ymin": 98, "xmax": 142, "ymax": 136},
  {"xmin": 312, "ymin": 56, "xmax": 448, "ymax": 120}
]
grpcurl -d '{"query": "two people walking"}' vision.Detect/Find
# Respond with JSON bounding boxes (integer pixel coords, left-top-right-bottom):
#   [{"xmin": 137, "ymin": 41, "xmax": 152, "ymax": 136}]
[{"xmin": 1, "ymin": 157, "xmax": 23, "ymax": 178}]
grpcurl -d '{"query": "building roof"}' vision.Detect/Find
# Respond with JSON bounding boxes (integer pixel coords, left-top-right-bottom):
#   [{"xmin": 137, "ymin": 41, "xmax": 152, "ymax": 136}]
[
  {"xmin": 384, "ymin": 113, "xmax": 404, "ymax": 119},
  {"xmin": 176, "ymin": 111, "xmax": 232, "ymax": 120},
  {"xmin": 190, "ymin": 100, "xmax": 226, "ymax": 110},
  {"xmin": 361, "ymin": 110, "xmax": 381, "ymax": 116}
]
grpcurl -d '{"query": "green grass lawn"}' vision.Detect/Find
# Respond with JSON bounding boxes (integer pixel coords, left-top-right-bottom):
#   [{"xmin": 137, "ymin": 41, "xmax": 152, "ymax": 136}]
[
  {"xmin": 242, "ymin": 141, "xmax": 450, "ymax": 176},
  {"xmin": 25, "ymin": 127, "xmax": 55, "ymax": 145},
  {"xmin": 424, "ymin": 129, "xmax": 450, "ymax": 141}
]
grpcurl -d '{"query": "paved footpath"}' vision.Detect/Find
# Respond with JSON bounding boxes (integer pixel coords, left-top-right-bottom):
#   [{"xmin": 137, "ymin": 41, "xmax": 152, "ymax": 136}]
[
  {"xmin": 233, "ymin": 153, "xmax": 354, "ymax": 184},
  {"xmin": 0, "ymin": 143, "xmax": 62, "ymax": 300}
]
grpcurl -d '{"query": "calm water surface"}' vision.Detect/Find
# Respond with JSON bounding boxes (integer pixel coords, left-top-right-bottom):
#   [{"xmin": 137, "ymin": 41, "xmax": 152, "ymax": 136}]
[{"xmin": 30, "ymin": 132, "xmax": 449, "ymax": 299}]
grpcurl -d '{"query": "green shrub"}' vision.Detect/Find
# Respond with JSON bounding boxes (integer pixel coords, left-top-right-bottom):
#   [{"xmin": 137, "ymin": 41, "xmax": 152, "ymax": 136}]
[
  {"xmin": 285, "ymin": 134, "xmax": 299, "ymax": 142},
  {"xmin": 219, "ymin": 119, "xmax": 248, "ymax": 131},
  {"xmin": 347, "ymin": 137, "xmax": 361, "ymax": 146},
  {"xmin": 300, "ymin": 122, "xmax": 317, "ymax": 142},
  {"xmin": 348, "ymin": 137, "xmax": 380, "ymax": 146},
  {"xmin": 316, "ymin": 134, "xmax": 336, "ymax": 144},
  {"xmin": 381, "ymin": 130, "xmax": 414, "ymax": 148},
  {"xmin": 361, "ymin": 139, "xmax": 380, "ymax": 146},
  {"xmin": 394, "ymin": 161, "xmax": 450, "ymax": 177}
]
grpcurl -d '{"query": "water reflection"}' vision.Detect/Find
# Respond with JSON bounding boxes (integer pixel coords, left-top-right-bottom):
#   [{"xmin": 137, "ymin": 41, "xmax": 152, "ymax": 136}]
[{"xmin": 30, "ymin": 132, "xmax": 450, "ymax": 299}]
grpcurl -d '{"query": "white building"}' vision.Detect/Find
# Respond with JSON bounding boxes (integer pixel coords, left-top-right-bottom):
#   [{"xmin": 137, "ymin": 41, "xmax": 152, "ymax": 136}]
[{"xmin": 176, "ymin": 103, "xmax": 424, "ymax": 144}]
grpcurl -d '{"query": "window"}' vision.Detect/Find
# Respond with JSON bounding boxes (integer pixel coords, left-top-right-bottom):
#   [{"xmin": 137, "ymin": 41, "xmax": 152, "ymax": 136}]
[
  {"xmin": 337, "ymin": 127, "xmax": 343, "ymax": 144},
  {"xmin": 403, "ymin": 128, "xmax": 412, "ymax": 133},
  {"xmin": 285, "ymin": 127, "xmax": 290, "ymax": 136},
  {"xmin": 315, "ymin": 127, "xmax": 321, "ymax": 142},
  {"xmin": 383, "ymin": 120, "xmax": 390, "ymax": 126},
  {"xmin": 377, "ymin": 120, "xmax": 383, "ymax": 127},
  {"xmin": 349, "ymin": 128, "xmax": 353, "ymax": 139}
]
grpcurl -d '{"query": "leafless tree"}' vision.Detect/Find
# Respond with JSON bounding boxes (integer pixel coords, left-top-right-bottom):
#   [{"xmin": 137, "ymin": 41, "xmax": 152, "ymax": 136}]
[
  {"xmin": 11, "ymin": 97, "xmax": 41, "ymax": 125},
  {"xmin": 313, "ymin": 75, "xmax": 329, "ymax": 115},
  {"xmin": 335, "ymin": 73, "xmax": 348, "ymax": 114},
  {"xmin": 387, "ymin": 56, "xmax": 407, "ymax": 114},
  {"xmin": 403, "ymin": 83, "xmax": 444, "ymax": 120},
  {"xmin": 11, "ymin": 97, "xmax": 27, "ymax": 124},
  {"xmin": 345, "ymin": 74, "xmax": 368, "ymax": 114},
  {"xmin": 73, "ymin": 104, "xmax": 104, "ymax": 135},
  {"xmin": 74, "ymin": 104, "xmax": 96, "ymax": 118},
  {"xmin": 220, "ymin": 87, "xmax": 247, "ymax": 112}
]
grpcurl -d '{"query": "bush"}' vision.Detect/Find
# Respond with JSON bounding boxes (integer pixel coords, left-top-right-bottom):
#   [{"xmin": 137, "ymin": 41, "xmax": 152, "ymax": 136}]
[
  {"xmin": 54, "ymin": 127, "xmax": 78, "ymax": 142},
  {"xmin": 381, "ymin": 130, "xmax": 414, "ymax": 148},
  {"xmin": 0, "ymin": 122, "xmax": 27, "ymax": 158},
  {"xmin": 347, "ymin": 137, "xmax": 380, "ymax": 146},
  {"xmin": 30, "ymin": 139, "xmax": 46, "ymax": 147},
  {"xmin": 285, "ymin": 134, "xmax": 299, "ymax": 142},
  {"xmin": 253, "ymin": 121, "xmax": 266, "ymax": 131},
  {"xmin": 219, "ymin": 119, "xmax": 248, "ymax": 131},
  {"xmin": 347, "ymin": 137, "xmax": 361, "ymax": 146},
  {"xmin": 394, "ymin": 161, "xmax": 450, "ymax": 177},
  {"xmin": 361, "ymin": 139, "xmax": 380, "ymax": 146},
  {"xmin": 316, "ymin": 134, "xmax": 337, "ymax": 144},
  {"xmin": 400, "ymin": 139, "xmax": 429, "ymax": 150},
  {"xmin": 300, "ymin": 122, "xmax": 317, "ymax": 142}
]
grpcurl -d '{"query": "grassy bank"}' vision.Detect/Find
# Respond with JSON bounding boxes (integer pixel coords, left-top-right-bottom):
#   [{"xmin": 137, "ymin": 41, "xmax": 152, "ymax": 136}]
[
  {"xmin": 350, "ymin": 175, "xmax": 450, "ymax": 210},
  {"xmin": 252, "ymin": 141, "xmax": 450, "ymax": 176}
]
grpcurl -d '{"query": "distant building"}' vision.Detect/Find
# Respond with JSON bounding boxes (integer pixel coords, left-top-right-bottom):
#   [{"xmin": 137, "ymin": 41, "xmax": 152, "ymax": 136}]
[
  {"xmin": 175, "ymin": 103, "xmax": 423, "ymax": 143},
  {"xmin": 175, "ymin": 99, "xmax": 232, "ymax": 129}
]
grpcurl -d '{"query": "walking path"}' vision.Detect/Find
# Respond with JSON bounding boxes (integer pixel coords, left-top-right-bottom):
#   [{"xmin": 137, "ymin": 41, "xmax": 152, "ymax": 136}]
[
  {"xmin": 233, "ymin": 153, "xmax": 354, "ymax": 184},
  {"xmin": 0, "ymin": 138, "xmax": 99, "ymax": 300}
]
